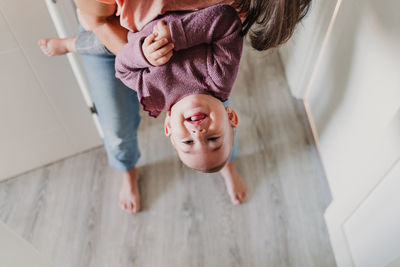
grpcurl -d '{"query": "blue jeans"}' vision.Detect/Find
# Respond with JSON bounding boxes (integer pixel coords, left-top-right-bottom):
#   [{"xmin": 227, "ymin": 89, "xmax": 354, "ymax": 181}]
[
  {"xmin": 78, "ymin": 30, "xmax": 237, "ymax": 171},
  {"xmin": 80, "ymin": 52, "xmax": 141, "ymax": 171},
  {"xmin": 76, "ymin": 30, "xmax": 114, "ymax": 56}
]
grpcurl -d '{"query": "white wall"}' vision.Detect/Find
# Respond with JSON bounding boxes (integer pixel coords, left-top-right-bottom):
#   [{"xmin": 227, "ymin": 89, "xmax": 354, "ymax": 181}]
[
  {"xmin": 279, "ymin": 0, "xmax": 338, "ymax": 98},
  {"xmin": 0, "ymin": 0, "xmax": 102, "ymax": 181},
  {"xmin": 279, "ymin": 0, "xmax": 400, "ymax": 266},
  {"xmin": 307, "ymin": 0, "xmax": 400, "ymax": 201}
]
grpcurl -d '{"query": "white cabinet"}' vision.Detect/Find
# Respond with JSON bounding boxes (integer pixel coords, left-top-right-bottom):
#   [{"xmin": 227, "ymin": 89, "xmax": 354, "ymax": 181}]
[
  {"xmin": 0, "ymin": 0, "xmax": 102, "ymax": 181},
  {"xmin": 279, "ymin": 0, "xmax": 400, "ymax": 266},
  {"xmin": 344, "ymin": 161, "xmax": 400, "ymax": 267}
]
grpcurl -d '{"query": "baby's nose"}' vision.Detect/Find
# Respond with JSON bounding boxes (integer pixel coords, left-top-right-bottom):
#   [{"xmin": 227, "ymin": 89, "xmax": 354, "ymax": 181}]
[{"xmin": 191, "ymin": 128, "xmax": 206, "ymax": 134}]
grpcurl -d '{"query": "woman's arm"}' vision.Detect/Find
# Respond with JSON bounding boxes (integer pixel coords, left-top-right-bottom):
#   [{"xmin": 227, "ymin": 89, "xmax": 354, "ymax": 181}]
[
  {"xmin": 90, "ymin": 14, "xmax": 128, "ymax": 54},
  {"xmin": 73, "ymin": 0, "xmax": 128, "ymax": 54}
]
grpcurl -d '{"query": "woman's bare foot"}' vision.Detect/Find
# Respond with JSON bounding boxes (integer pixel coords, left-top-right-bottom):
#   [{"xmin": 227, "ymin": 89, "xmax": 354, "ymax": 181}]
[
  {"xmin": 119, "ymin": 167, "xmax": 141, "ymax": 213},
  {"xmin": 38, "ymin": 37, "xmax": 76, "ymax": 56},
  {"xmin": 220, "ymin": 162, "xmax": 248, "ymax": 205}
]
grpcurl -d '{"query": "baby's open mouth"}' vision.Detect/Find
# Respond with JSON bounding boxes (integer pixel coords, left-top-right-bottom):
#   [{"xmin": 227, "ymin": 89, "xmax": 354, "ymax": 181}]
[{"xmin": 185, "ymin": 112, "xmax": 208, "ymax": 124}]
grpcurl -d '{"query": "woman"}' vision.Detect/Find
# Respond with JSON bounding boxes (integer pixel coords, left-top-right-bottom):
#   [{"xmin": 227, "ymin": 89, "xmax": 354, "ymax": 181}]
[{"xmin": 42, "ymin": 0, "xmax": 311, "ymax": 214}]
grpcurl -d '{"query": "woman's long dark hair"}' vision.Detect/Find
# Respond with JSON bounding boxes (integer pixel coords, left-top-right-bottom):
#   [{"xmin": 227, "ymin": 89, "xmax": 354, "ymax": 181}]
[{"xmin": 235, "ymin": 0, "xmax": 312, "ymax": 51}]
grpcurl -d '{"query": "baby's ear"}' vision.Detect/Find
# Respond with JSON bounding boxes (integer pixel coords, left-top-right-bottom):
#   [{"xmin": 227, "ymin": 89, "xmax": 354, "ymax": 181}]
[
  {"xmin": 164, "ymin": 112, "xmax": 172, "ymax": 136},
  {"xmin": 225, "ymin": 107, "xmax": 238, "ymax": 127}
]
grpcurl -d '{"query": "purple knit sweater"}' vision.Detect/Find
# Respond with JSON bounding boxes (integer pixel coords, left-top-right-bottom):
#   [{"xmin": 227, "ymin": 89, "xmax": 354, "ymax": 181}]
[{"xmin": 115, "ymin": 5, "xmax": 243, "ymax": 118}]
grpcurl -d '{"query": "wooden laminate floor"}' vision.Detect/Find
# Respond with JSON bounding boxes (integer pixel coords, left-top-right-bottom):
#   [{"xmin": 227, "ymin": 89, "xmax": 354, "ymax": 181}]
[{"xmin": 0, "ymin": 46, "xmax": 337, "ymax": 267}]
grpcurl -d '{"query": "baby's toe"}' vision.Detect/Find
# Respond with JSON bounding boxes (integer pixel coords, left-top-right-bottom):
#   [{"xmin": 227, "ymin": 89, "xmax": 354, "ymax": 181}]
[
  {"xmin": 133, "ymin": 200, "xmax": 140, "ymax": 213},
  {"xmin": 129, "ymin": 200, "xmax": 139, "ymax": 213},
  {"xmin": 233, "ymin": 191, "xmax": 247, "ymax": 204},
  {"xmin": 231, "ymin": 194, "xmax": 241, "ymax": 205},
  {"xmin": 38, "ymin": 39, "xmax": 47, "ymax": 46},
  {"xmin": 132, "ymin": 205, "xmax": 138, "ymax": 213}
]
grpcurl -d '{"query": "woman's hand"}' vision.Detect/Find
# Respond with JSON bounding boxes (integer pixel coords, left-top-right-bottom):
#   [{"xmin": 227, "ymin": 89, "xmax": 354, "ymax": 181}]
[{"xmin": 142, "ymin": 22, "xmax": 174, "ymax": 66}]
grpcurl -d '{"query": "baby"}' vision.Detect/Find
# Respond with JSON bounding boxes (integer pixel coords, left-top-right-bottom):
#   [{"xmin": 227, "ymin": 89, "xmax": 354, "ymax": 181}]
[
  {"xmin": 39, "ymin": 4, "xmax": 248, "ymax": 209},
  {"xmin": 115, "ymin": 5, "xmax": 243, "ymax": 172}
]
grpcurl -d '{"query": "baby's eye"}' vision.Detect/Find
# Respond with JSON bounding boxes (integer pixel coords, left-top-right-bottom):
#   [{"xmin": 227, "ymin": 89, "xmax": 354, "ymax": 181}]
[
  {"xmin": 183, "ymin": 140, "xmax": 193, "ymax": 144},
  {"xmin": 208, "ymin": 137, "xmax": 220, "ymax": 142}
]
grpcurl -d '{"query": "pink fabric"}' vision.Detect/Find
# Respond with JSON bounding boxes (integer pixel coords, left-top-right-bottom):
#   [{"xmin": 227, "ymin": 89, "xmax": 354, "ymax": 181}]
[
  {"xmin": 113, "ymin": 0, "xmax": 234, "ymax": 31},
  {"xmin": 96, "ymin": 0, "xmax": 115, "ymax": 4}
]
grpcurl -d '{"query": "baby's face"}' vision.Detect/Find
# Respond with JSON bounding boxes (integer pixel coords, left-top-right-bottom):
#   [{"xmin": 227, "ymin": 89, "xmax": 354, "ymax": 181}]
[{"xmin": 164, "ymin": 94, "xmax": 238, "ymax": 172}]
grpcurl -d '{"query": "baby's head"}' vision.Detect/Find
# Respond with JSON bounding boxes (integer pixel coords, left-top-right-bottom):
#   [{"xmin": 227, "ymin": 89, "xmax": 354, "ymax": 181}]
[{"xmin": 164, "ymin": 94, "xmax": 238, "ymax": 172}]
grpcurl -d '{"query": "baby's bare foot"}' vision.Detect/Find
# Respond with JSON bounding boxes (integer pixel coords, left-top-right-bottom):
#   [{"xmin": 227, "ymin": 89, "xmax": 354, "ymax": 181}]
[
  {"xmin": 220, "ymin": 162, "xmax": 248, "ymax": 205},
  {"xmin": 119, "ymin": 168, "xmax": 141, "ymax": 213},
  {"xmin": 38, "ymin": 37, "xmax": 76, "ymax": 56}
]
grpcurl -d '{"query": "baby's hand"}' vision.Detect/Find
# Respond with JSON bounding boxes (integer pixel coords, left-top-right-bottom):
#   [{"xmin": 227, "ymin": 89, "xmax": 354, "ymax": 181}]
[
  {"xmin": 153, "ymin": 20, "xmax": 172, "ymax": 43},
  {"xmin": 142, "ymin": 21, "xmax": 174, "ymax": 66}
]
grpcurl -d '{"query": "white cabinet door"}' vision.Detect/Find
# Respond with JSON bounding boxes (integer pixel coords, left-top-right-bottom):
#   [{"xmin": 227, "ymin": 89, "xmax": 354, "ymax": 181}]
[
  {"xmin": 309, "ymin": 0, "xmax": 400, "ymax": 265},
  {"xmin": 307, "ymin": 0, "xmax": 400, "ymax": 201},
  {"xmin": 280, "ymin": 0, "xmax": 400, "ymax": 265},
  {"xmin": 343, "ymin": 159, "xmax": 400, "ymax": 267},
  {"xmin": 0, "ymin": 0, "xmax": 102, "ymax": 181}
]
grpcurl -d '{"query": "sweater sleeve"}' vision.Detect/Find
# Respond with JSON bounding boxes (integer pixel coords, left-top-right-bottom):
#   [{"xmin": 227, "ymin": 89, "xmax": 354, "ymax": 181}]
[
  {"xmin": 115, "ymin": 32, "xmax": 152, "ymax": 89},
  {"xmin": 169, "ymin": 5, "xmax": 242, "ymax": 51},
  {"xmin": 169, "ymin": 5, "xmax": 243, "ymax": 99}
]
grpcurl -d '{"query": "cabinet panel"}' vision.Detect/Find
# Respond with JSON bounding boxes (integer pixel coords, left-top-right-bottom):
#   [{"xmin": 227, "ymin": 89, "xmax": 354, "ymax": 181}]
[
  {"xmin": 0, "ymin": 51, "xmax": 78, "ymax": 179},
  {"xmin": 0, "ymin": 51, "xmax": 61, "ymax": 140},
  {"xmin": 0, "ymin": 0, "xmax": 101, "ymax": 151},
  {"xmin": 307, "ymin": 0, "xmax": 400, "ymax": 201},
  {"xmin": 0, "ymin": 11, "xmax": 17, "ymax": 52},
  {"xmin": 0, "ymin": 0, "xmax": 101, "ymax": 180},
  {"xmin": 343, "ymin": 160, "xmax": 400, "ymax": 267},
  {"xmin": 281, "ymin": 0, "xmax": 400, "ymax": 265}
]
